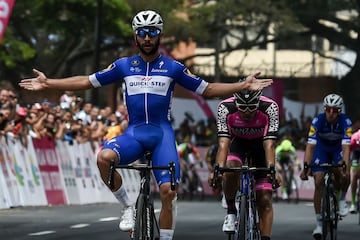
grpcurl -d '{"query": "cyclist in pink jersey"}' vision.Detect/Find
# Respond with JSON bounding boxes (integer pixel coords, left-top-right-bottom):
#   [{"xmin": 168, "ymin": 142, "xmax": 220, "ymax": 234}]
[
  {"xmin": 349, "ymin": 128, "xmax": 360, "ymax": 213},
  {"xmin": 210, "ymin": 88, "xmax": 280, "ymax": 240}
]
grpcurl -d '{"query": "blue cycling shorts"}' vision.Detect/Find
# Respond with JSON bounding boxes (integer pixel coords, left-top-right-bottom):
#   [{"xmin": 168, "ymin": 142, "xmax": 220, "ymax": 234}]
[{"xmin": 102, "ymin": 122, "xmax": 181, "ymax": 186}]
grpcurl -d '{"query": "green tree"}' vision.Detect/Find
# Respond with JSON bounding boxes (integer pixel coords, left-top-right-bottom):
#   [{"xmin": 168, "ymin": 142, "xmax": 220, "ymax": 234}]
[
  {"xmin": 1, "ymin": 0, "xmax": 132, "ymax": 89},
  {"xmin": 286, "ymin": 0, "xmax": 360, "ymax": 121},
  {"xmin": 180, "ymin": 0, "xmax": 360, "ymax": 121}
]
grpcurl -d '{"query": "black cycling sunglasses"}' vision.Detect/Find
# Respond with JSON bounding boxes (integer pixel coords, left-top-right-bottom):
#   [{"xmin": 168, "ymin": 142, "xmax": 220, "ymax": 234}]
[{"xmin": 136, "ymin": 28, "xmax": 161, "ymax": 38}]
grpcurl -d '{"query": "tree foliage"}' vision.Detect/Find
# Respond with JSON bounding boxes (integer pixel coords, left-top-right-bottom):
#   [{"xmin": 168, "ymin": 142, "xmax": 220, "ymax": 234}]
[{"xmin": 1, "ymin": 0, "xmax": 360, "ymax": 120}]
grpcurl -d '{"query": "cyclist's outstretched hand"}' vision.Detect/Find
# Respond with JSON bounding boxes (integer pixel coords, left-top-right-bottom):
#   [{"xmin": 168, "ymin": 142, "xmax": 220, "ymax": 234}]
[
  {"xmin": 19, "ymin": 69, "xmax": 48, "ymax": 91},
  {"xmin": 243, "ymin": 72, "xmax": 273, "ymax": 91}
]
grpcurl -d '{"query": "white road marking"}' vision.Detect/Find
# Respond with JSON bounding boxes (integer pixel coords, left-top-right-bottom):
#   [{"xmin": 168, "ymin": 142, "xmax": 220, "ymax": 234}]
[
  {"xmin": 70, "ymin": 223, "xmax": 90, "ymax": 229},
  {"xmin": 28, "ymin": 231, "xmax": 55, "ymax": 236},
  {"xmin": 99, "ymin": 217, "xmax": 119, "ymax": 222}
]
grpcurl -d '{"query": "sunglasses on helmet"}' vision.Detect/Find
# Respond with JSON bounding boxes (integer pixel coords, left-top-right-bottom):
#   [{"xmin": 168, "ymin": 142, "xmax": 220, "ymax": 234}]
[
  {"xmin": 324, "ymin": 106, "xmax": 341, "ymax": 113},
  {"xmin": 136, "ymin": 28, "xmax": 161, "ymax": 38},
  {"xmin": 236, "ymin": 103, "xmax": 259, "ymax": 112}
]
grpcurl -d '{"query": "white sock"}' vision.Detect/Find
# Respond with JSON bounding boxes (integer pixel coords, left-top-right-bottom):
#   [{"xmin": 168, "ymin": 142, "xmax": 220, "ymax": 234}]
[
  {"xmin": 316, "ymin": 214, "xmax": 322, "ymax": 227},
  {"xmin": 113, "ymin": 186, "xmax": 132, "ymax": 206},
  {"xmin": 340, "ymin": 191, "xmax": 347, "ymax": 200},
  {"xmin": 159, "ymin": 229, "xmax": 174, "ymax": 240}
]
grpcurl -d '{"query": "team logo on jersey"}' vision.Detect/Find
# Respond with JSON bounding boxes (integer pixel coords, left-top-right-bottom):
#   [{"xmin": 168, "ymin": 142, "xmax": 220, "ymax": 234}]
[
  {"xmin": 131, "ymin": 60, "xmax": 140, "ymax": 66},
  {"xmin": 99, "ymin": 63, "xmax": 115, "ymax": 73},
  {"xmin": 345, "ymin": 127, "xmax": 352, "ymax": 137},
  {"xmin": 309, "ymin": 126, "xmax": 316, "ymax": 136},
  {"xmin": 183, "ymin": 68, "xmax": 200, "ymax": 80},
  {"xmin": 159, "ymin": 61, "xmax": 164, "ymax": 68}
]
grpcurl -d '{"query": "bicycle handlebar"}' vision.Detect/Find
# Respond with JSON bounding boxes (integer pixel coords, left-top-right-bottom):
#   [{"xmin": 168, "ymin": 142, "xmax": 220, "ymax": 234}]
[
  {"xmin": 302, "ymin": 161, "xmax": 346, "ymax": 180},
  {"xmin": 211, "ymin": 164, "xmax": 278, "ymax": 190},
  {"xmin": 107, "ymin": 160, "xmax": 176, "ymax": 191}
]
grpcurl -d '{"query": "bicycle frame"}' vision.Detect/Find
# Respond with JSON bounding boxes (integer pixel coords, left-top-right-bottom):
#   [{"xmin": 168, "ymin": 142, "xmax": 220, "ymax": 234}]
[
  {"xmin": 212, "ymin": 164, "xmax": 276, "ymax": 240},
  {"xmin": 303, "ymin": 162, "xmax": 346, "ymax": 240},
  {"xmin": 108, "ymin": 151, "xmax": 176, "ymax": 240}
]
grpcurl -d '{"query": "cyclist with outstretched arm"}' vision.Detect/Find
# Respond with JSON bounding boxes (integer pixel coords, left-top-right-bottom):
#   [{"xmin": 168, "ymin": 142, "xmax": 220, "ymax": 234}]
[
  {"xmin": 300, "ymin": 94, "xmax": 352, "ymax": 240},
  {"xmin": 19, "ymin": 10, "xmax": 273, "ymax": 240},
  {"xmin": 209, "ymin": 88, "xmax": 280, "ymax": 240}
]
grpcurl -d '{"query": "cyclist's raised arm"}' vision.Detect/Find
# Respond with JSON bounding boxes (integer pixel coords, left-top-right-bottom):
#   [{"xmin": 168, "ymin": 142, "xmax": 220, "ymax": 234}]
[
  {"xmin": 19, "ymin": 69, "xmax": 93, "ymax": 91},
  {"xmin": 202, "ymin": 72, "xmax": 273, "ymax": 98}
]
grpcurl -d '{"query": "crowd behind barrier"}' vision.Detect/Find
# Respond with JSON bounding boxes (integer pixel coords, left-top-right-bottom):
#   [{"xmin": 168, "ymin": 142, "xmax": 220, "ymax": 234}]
[{"xmin": 0, "ymin": 87, "xmax": 357, "ymax": 209}]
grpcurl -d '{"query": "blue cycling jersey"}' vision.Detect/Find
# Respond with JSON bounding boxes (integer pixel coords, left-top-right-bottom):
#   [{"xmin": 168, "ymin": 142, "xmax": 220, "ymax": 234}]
[
  {"xmin": 307, "ymin": 112, "xmax": 352, "ymax": 171},
  {"xmin": 89, "ymin": 54, "xmax": 209, "ymax": 185},
  {"xmin": 89, "ymin": 54, "xmax": 208, "ymax": 125}
]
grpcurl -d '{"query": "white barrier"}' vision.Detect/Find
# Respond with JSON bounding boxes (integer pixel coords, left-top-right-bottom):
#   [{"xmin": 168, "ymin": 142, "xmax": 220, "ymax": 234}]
[{"xmin": 0, "ymin": 135, "xmax": 124, "ymax": 209}]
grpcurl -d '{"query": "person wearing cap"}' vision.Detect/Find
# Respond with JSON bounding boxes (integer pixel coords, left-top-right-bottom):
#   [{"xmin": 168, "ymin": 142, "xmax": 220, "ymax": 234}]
[
  {"xmin": 300, "ymin": 93, "xmax": 352, "ymax": 239},
  {"xmin": 19, "ymin": 10, "xmax": 273, "ymax": 240},
  {"xmin": 275, "ymin": 138, "xmax": 300, "ymax": 200}
]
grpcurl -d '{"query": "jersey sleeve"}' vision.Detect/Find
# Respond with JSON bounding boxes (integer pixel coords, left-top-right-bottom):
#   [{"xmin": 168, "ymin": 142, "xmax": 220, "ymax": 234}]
[
  {"xmin": 342, "ymin": 114, "xmax": 352, "ymax": 145},
  {"xmin": 89, "ymin": 58, "xmax": 127, "ymax": 87},
  {"xmin": 216, "ymin": 102, "xmax": 231, "ymax": 138},
  {"xmin": 260, "ymin": 98, "xmax": 279, "ymax": 140},
  {"xmin": 172, "ymin": 60, "xmax": 208, "ymax": 95},
  {"xmin": 307, "ymin": 115, "xmax": 319, "ymax": 145}
]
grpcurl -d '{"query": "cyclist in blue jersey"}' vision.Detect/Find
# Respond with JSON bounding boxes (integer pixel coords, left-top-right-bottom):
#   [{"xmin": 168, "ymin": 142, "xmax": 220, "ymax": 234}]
[
  {"xmin": 300, "ymin": 93, "xmax": 352, "ymax": 240},
  {"xmin": 19, "ymin": 10, "xmax": 273, "ymax": 240}
]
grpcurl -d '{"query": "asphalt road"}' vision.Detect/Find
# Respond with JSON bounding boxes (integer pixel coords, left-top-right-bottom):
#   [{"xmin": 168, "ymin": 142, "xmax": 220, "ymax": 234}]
[{"xmin": 0, "ymin": 199, "xmax": 359, "ymax": 240}]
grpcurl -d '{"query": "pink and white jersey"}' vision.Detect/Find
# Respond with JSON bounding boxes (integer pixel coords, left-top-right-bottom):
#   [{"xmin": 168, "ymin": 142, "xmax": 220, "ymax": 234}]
[
  {"xmin": 217, "ymin": 96, "xmax": 279, "ymax": 140},
  {"xmin": 350, "ymin": 129, "xmax": 360, "ymax": 151}
]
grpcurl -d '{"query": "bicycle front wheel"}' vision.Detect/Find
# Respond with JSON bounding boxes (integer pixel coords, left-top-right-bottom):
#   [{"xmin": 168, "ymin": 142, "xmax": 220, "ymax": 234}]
[
  {"xmin": 321, "ymin": 189, "xmax": 338, "ymax": 240},
  {"xmin": 133, "ymin": 194, "xmax": 154, "ymax": 240},
  {"xmin": 238, "ymin": 194, "xmax": 247, "ymax": 240}
]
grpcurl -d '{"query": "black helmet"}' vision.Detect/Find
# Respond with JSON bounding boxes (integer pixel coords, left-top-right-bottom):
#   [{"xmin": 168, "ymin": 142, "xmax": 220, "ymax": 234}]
[{"xmin": 233, "ymin": 89, "xmax": 262, "ymax": 112}]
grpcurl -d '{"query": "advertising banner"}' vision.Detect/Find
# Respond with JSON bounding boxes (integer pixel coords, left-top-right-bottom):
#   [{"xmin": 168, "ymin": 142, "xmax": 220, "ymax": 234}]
[
  {"xmin": 0, "ymin": 0, "xmax": 15, "ymax": 41},
  {"xmin": 32, "ymin": 138, "xmax": 67, "ymax": 205}
]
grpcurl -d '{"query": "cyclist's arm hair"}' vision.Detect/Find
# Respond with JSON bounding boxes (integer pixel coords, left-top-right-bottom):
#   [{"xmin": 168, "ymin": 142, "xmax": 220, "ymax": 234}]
[
  {"xmin": 263, "ymin": 139, "xmax": 276, "ymax": 167},
  {"xmin": 216, "ymin": 137, "xmax": 230, "ymax": 168}
]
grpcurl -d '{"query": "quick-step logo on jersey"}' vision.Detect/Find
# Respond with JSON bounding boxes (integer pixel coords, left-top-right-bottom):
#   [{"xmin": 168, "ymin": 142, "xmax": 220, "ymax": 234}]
[{"xmin": 125, "ymin": 75, "xmax": 172, "ymax": 96}]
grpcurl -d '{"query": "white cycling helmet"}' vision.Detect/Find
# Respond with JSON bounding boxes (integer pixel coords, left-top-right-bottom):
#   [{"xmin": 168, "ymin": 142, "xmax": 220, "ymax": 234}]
[
  {"xmin": 132, "ymin": 10, "xmax": 163, "ymax": 31},
  {"xmin": 323, "ymin": 94, "xmax": 343, "ymax": 108}
]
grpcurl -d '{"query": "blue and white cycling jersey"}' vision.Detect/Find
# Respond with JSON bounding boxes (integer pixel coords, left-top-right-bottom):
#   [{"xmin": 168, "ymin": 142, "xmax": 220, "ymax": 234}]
[
  {"xmin": 89, "ymin": 54, "xmax": 209, "ymax": 185},
  {"xmin": 89, "ymin": 54, "xmax": 208, "ymax": 125},
  {"xmin": 307, "ymin": 112, "xmax": 352, "ymax": 171}
]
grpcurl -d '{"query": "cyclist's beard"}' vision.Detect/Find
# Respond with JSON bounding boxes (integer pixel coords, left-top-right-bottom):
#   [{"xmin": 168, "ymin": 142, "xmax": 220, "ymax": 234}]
[{"xmin": 136, "ymin": 38, "xmax": 160, "ymax": 56}]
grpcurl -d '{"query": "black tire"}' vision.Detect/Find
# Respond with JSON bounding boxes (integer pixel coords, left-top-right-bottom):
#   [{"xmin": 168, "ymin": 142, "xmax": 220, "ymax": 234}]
[
  {"xmin": 321, "ymin": 189, "xmax": 329, "ymax": 240},
  {"xmin": 239, "ymin": 195, "xmax": 247, "ymax": 240},
  {"xmin": 328, "ymin": 193, "xmax": 338, "ymax": 240},
  {"xmin": 321, "ymin": 189, "xmax": 338, "ymax": 240},
  {"xmin": 133, "ymin": 194, "xmax": 154, "ymax": 240},
  {"xmin": 249, "ymin": 192, "xmax": 261, "ymax": 240}
]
